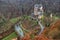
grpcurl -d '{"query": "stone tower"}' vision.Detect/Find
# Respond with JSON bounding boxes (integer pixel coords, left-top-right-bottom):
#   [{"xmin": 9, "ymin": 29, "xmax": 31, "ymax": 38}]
[{"xmin": 34, "ymin": 4, "xmax": 43, "ymax": 19}]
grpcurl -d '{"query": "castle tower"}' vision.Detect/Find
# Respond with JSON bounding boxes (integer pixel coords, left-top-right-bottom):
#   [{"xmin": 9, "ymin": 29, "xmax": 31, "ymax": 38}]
[
  {"xmin": 38, "ymin": 4, "xmax": 43, "ymax": 19},
  {"xmin": 34, "ymin": 4, "xmax": 44, "ymax": 19},
  {"xmin": 34, "ymin": 4, "xmax": 39, "ymax": 15}
]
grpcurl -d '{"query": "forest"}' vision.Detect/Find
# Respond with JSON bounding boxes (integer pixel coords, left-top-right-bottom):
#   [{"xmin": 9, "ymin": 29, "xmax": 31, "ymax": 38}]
[{"xmin": 0, "ymin": 0, "xmax": 60, "ymax": 40}]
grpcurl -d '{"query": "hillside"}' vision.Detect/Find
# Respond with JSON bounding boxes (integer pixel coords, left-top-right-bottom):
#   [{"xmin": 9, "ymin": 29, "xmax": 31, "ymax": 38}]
[
  {"xmin": 0, "ymin": 0, "xmax": 60, "ymax": 40},
  {"xmin": 0, "ymin": 0, "xmax": 60, "ymax": 18}
]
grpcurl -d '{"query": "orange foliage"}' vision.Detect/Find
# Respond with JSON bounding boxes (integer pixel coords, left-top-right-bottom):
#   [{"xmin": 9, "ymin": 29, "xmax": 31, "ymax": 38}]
[
  {"xmin": 50, "ymin": 19, "xmax": 60, "ymax": 30},
  {"xmin": 22, "ymin": 33, "xmax": 31, "ymax": 40},
  {"xmin": 18, "ymin": 19, "xmax": 60, "ymax": 40},
  {"xmin": 21, "ymin": 34, "xmax": 50, "ymax": 40},
  {"xmin": 34, "ymin": 34, "xmax": 49, "ymax": 40}
]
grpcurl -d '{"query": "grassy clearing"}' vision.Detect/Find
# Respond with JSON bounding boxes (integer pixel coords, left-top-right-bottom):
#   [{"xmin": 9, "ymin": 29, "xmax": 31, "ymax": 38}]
[
  {"xmin": 54, "ymin": 16, "xmax": 59, "ymax": 20},
  {"xmin": 2, "ymin": 32, "xmax": 17, "ymax": 40},
  {"xmin": 1, "ymin": 17, "xmax": 21, "ymax": 32},
  {"xmin": 10, "ymin": 17, "xmax": 21, "ymax": 24},
  {"xmin": 1, "ymin": 17, "xmax": 21, "ymax": 40}
]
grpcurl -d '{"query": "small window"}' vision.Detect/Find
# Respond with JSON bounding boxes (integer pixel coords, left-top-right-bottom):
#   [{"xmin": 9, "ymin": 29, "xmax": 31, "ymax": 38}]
[{"xmin": 38, "ymin": 9, "xmax": 40, "ymax": 11}]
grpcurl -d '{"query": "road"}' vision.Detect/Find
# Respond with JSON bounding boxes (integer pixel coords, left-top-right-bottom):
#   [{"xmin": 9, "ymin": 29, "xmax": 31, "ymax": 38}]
[
  {"xmin": 38, "ymin": 20, "xmax": 45, "ymax": 35},
  {"xmin": 15, "ymin": 25, "xmax": 24, "ymax": 38}
]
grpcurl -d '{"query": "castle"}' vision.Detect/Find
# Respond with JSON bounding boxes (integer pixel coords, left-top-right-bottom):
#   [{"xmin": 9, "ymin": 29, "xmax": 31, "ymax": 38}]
[{"xmin": 34, "ymin": 4, "xmax": 44, "ymax": 19}]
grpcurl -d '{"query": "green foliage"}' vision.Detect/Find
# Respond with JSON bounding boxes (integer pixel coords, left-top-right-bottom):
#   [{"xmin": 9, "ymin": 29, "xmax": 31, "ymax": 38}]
[
  {"xmin": 0, "ymin": 16, "xmax": 6, "ymax": 26},
  {"xmin": 10, "ymin": 17, "xmax": 21, "ymax": 24},
  {"xmin": 2, "ymin": 32, "xmax": 17, "ymax": 40},
  {"xmin": 31, "ymin": 20, "xmax": 38, "ymax": 27},
  {"xmin": 30, "ymin": 34, "xmax": 35, "ymax": 39},
  {"xmin": 22, "ymin": 15, "xmax": 31, "ymax": 20},
  {"xmin": 21, "ymin": 15, "xmax": 38, "ymax": 26}
]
